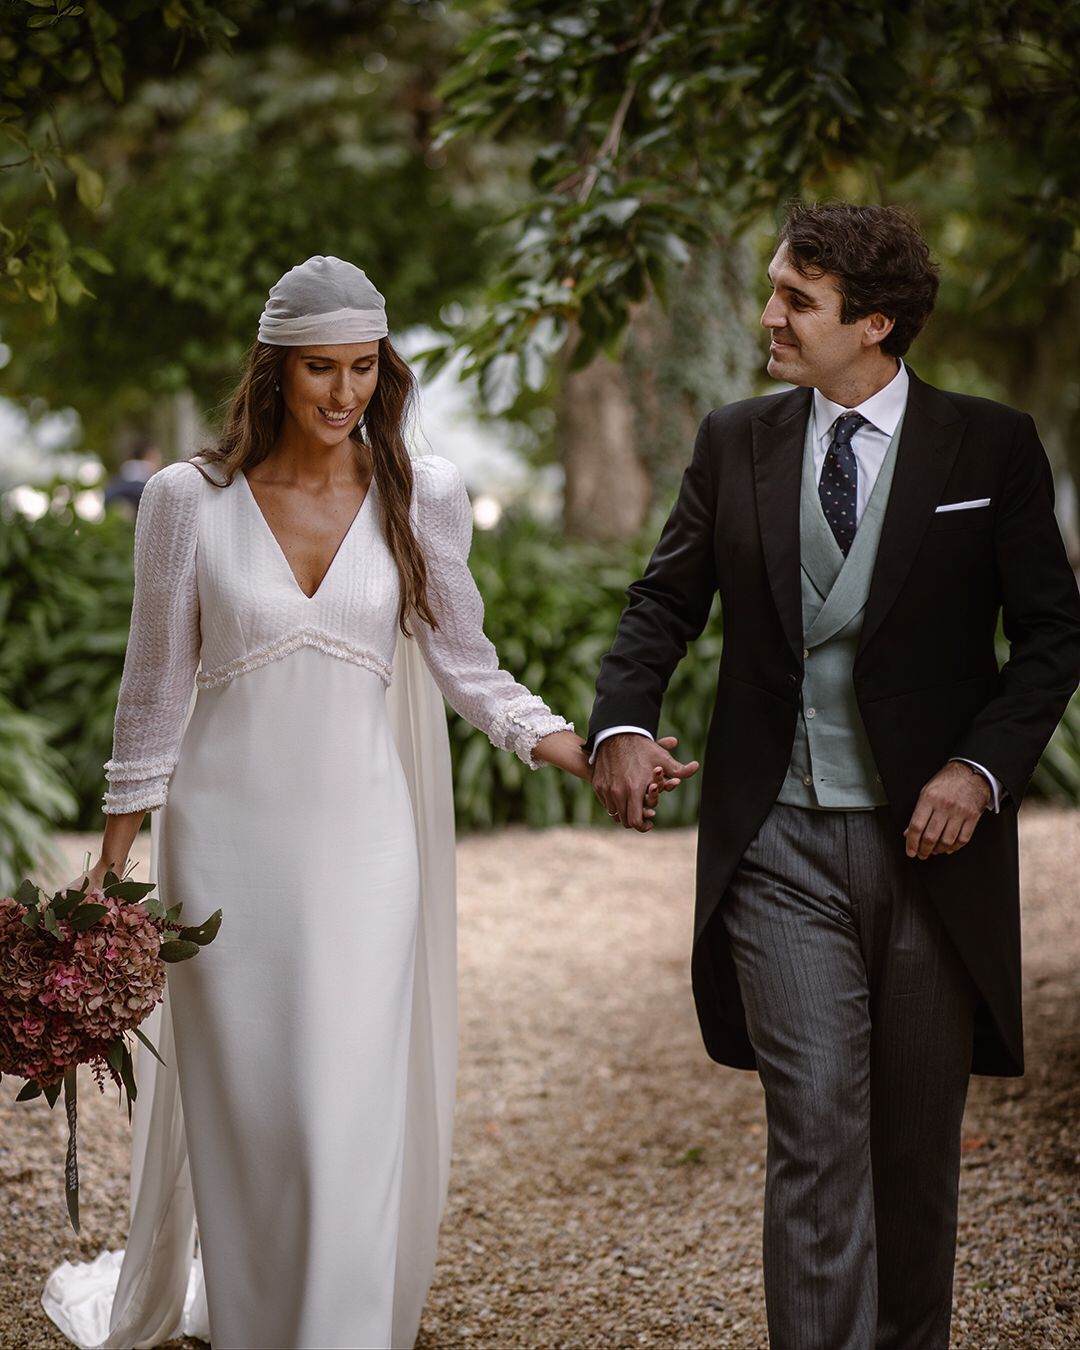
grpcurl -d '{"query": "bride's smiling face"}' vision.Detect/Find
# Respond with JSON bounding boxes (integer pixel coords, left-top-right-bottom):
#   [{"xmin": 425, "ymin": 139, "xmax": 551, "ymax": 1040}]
[{"xmin": 279, "ymin": 342, "xmax": 381, "ymax": 443}]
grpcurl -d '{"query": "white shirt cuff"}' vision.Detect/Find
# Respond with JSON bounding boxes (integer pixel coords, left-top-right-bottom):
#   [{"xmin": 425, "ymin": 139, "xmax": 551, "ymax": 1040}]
[
  {"xmin": 589, "ymin": 725, "xmax": 654, "ymax": 765},
  {"xmin": 951, "ymin": 758, "xmax": 1004, "ymax": 813}
]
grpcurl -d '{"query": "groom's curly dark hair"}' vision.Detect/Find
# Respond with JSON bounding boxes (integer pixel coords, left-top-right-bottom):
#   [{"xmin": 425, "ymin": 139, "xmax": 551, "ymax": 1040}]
[{"xmin": 779, "ymin": 202, "xmax": 940, "ymax": 358}]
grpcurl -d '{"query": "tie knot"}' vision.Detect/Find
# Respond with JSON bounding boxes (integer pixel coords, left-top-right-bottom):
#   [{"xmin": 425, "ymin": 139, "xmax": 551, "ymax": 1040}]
[{"xmin": 831, "ymin": 412, "xmax": 868, "ymax": 447}]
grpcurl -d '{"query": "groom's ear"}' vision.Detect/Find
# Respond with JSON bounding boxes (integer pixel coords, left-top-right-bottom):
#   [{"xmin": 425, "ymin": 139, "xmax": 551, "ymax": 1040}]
[{"xmin": 862, "ymin": 311, "xmax": 895, "ymax": 348}]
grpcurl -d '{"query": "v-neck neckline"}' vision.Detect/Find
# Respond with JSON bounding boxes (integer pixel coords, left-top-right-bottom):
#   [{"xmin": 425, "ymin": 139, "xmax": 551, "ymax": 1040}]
[{"xmin": 240, "ymin": 470, "xmax": 372, "ymax": 602}]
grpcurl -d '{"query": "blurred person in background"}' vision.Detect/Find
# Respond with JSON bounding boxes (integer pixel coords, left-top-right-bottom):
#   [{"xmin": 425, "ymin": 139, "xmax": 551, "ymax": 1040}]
[{"xmin": 102, "ymin": 437, "xmax": 162, "ymax": 517}]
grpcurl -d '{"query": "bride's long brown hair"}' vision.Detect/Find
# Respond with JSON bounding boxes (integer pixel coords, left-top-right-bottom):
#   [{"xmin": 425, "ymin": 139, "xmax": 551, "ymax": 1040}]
[{"xmin": 196, "ymin": 337, "xmax": 437, "ymax": 635}]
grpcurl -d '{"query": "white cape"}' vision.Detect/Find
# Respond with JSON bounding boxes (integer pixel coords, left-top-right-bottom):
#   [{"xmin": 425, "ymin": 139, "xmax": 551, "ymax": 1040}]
[{"xmin": 42, "ymin": 634, "xmax": 457, "ymax": 1349}]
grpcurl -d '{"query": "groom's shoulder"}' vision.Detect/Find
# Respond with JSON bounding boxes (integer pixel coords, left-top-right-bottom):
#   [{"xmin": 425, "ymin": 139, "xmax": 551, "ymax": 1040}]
[
  {"xmin": 702, "ymin": 386, "xmax": 808, "ymax": 437},
  {"xmin": 908, "ymin": 370, "xmax": 1031, "ymax": 434}
]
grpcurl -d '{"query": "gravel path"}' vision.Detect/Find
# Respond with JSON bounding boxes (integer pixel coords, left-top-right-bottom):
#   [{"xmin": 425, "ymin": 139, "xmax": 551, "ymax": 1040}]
[{"xmin": 2, "ymin": 810, "xmax": 1077, "ymax": 1349}]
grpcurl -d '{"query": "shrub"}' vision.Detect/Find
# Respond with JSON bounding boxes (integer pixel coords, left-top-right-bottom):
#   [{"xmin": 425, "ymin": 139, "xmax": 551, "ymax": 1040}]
[
  {"xmin": 0, "ymin": 487, "xmax": 1077, "ymax": 869},
  {"xmin": 0, "ymin": 487, "xmax": 134, "ymax": 829},
  {"xmin": 0, "ymin": 695, "xmax": 78, "ymax": 893},
  {"xmin": 455, "ymin": 512, "xmax": 721, "ymax": 828}
]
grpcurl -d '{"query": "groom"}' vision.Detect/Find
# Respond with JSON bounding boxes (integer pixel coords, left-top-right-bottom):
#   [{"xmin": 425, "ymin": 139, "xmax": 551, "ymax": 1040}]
[{"xmin": 587, "ymin": 202, "xmax": 1080, "ymax": 1348}]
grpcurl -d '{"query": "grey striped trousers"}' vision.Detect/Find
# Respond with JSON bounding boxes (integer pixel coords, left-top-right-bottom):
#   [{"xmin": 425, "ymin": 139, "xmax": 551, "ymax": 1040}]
[{"xmin": 720, "ymin": 802, "xmax": 976, "ymax": 1350}]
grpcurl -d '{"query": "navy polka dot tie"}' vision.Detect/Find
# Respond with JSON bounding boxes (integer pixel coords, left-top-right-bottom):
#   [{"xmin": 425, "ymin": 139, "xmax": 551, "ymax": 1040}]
[{"xmin": 819, "ymin": 412, "xmax": 867, "ymax": 556}]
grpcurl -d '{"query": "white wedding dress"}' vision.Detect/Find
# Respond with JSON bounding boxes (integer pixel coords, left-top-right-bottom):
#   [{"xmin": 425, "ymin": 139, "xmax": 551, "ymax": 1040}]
[{"xmin": 41, "ymin": 455, "xmax": 568, "ymax": 1349}]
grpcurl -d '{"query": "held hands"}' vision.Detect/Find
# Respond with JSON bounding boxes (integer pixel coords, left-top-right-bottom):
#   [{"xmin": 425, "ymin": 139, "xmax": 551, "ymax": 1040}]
[
  {"xmin": 904, "ymin": 761, "xmax": 991, "ymax": 860},
  {"xmin": 592, "ymin": 733, "xmax": 699, "ymax": 833}
]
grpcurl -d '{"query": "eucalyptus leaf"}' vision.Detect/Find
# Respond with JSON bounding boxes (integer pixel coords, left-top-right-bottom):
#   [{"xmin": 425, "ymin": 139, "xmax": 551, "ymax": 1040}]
[
  {"xmin": 178, "ymin": 909, "xmax": 222, "ymax": 946},
  {"xmin": 52, "ymin": 889, "xmax": 83, "ymax": 920},
  {"xmin": 106, "ymin": 880, "xmax": 156, "ymax": 903},
  {"xmin": 15, "ymin": 1080, "xmax": 42, "ymax": 1102},
  {"xmin": 43, "ymin": 1079, "xmax": 62, "ymax": 1108},
  {"xmin": 13, "ymin": 878, "xmax": 40, "ymax": 908},
  {"xmin": 159, "ymin": 938, "xmax": 201, "ymax": 963},
  {"xmin": 133, "ymin": 1025, "xmax": 166, "ymax": 1066},
  {"xmin": 119, "ymin": 1045, "xmax": 137, "ymax": 1105},
  {"xmin": 105, "ymin": 1039, "xmax": 124, "ymax": 1073},
  {"xmin": 69, "ymin": 903, "xmax": 108, "ymax": 930}
]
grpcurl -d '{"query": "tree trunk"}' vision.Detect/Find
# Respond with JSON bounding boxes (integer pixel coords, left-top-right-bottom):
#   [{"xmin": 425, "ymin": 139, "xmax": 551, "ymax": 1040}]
[
  {"xmin": 558, "ymin": 339, "xmax": 652, "ymax": 541},
  {"xmin": 556, "ymin": 234, "xmax": 761, "ymax": 542}
]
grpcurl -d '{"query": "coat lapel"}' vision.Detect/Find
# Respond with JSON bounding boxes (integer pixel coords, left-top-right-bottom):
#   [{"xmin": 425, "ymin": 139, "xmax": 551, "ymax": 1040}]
[
  {"xmin": 860, "ymin": 371, "xmax": 964, "ymax": 654},
  {"xmin": 752, "ymin": 388, "xmax": 811, "ymax": 663}
]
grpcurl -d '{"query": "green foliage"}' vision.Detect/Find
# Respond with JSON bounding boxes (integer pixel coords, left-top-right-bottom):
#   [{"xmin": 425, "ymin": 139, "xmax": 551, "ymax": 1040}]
[
  {"xmin": 434, "ymin": 0, "xmax": 1080, "ymax": 405},
  {"xmin": 1, "ymin": 2, "xmax": 499, "ymax": 455},
  {"xmin": 0, "ymin": 694, "xmax": 77, "ymax": 893},
  {"xmin": 0, "ymin": 486, "xmax": 135, "ymax": 829},
  {"xmin": 454, "ymin": 511, "xmax": 718, "ymax": 829},
  {"xmin": 0, "ymin": 0, "xmax": 245, "ymax": 314}
]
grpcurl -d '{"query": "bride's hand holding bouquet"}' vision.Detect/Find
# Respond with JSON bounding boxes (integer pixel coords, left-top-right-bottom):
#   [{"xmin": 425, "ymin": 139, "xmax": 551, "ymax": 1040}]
[{"xmin": 0, "ymin": 861, "xmax": 220, "ymax": 1231}]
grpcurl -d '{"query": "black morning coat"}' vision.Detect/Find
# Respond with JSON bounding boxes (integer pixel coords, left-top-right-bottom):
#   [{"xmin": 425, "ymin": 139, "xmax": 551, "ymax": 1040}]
[{"xmin": 587, "ymin": 369, "xmax": 1080, "ymax": 1076}]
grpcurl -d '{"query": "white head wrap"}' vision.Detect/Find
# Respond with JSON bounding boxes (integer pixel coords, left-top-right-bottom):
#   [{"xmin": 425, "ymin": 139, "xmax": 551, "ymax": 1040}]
[{"xmin": 257, "ymin": 255, "xmax": 388, "ymax": 346}]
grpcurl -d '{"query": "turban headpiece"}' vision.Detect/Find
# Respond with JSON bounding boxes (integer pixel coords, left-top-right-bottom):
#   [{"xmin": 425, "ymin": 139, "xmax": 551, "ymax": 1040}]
[{"xmin": 257, "ymin": 255, "xmax": 388, "ymax": 346}]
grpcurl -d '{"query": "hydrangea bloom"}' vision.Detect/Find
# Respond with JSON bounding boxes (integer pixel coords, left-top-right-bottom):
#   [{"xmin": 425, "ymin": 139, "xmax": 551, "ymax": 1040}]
[{"xmin": 0, "ymin": 890, "xmax": 166, "ymax": 1086}]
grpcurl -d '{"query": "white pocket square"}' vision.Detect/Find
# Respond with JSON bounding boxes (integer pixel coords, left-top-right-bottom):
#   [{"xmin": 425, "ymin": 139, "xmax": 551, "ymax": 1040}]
[{"xmin": 935, "ymin": 498, "xmax": 991, "ymax": 513}]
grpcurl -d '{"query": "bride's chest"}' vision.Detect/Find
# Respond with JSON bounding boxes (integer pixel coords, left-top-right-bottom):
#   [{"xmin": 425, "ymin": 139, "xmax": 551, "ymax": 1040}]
[{"xmin": 194, "ymin": 478, "xmax": 401, "ymax": 640}]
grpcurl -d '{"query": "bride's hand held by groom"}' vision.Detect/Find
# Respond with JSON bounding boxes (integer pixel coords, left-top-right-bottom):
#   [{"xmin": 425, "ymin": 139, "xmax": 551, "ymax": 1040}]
[{"xmin": 591, "ymin": 733, "xmax": 699, "ymax": 832}]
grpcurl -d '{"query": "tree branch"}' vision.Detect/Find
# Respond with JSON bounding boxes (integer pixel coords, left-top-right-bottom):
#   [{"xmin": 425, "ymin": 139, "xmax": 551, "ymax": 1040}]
[{"xmin": 576, "ymin": 0, "xmax": 665, "ymax": 204}]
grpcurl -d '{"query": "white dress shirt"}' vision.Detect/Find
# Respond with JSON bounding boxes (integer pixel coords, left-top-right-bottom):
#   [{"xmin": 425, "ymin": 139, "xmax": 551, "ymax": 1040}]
[
  {"xmin": 593, "ymin": 363, "xmax": 1003, "ymax": 812},
  {"xmin": 812, "ymin": 360, "xmax": 908, "ymax": 523}
]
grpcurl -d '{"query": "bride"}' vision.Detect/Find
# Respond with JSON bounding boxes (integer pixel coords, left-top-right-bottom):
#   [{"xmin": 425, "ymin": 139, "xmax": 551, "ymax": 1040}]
[{"xmin": 40, "ymin": 256, "xmax": 617, "ymax": 1349}]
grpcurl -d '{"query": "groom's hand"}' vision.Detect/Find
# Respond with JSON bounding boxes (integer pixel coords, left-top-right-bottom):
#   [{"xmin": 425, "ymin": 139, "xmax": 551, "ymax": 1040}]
[
  {"xmin": 904, "ymin": 761, "xmax": 991, "ymax": 860},
  {"xmin": 593, "ymin": 733, "xmax": 699, "ymax": 833}
]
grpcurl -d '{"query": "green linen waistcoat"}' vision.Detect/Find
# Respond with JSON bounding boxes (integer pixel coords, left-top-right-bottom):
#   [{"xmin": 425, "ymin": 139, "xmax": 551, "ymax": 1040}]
[{"xmin": 777, "ymin": 410, "xmax": 904, "ymax": 809}]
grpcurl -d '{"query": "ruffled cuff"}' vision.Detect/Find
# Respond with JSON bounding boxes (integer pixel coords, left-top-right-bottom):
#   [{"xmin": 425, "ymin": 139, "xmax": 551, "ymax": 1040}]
[
  {"xmin": 487, "ymin": 697, "xmax": 573, "ymax": 768},
  {"xmin": 102, "ymin": 756, "xmax": 175, "ymax": 814}
]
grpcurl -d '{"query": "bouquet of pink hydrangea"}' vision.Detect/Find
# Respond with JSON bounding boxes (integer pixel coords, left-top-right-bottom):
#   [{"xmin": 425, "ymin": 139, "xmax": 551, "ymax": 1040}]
[{"xmin": 0, "ymin": 871, "xmax": 220, "ymax": 1231}]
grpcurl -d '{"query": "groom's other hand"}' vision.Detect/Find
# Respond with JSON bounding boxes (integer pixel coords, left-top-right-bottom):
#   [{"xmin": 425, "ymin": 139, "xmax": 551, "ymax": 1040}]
[
  {"xmin": 903, "ymin": 760, "xmax": 992, "ymax": 860},
  {"xmin": 593, "ymin": 733, "xmax": 699, "ymax": 832}
]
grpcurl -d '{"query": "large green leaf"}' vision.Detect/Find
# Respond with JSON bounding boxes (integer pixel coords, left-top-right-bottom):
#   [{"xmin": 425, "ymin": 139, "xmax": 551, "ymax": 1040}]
[
  {"xmin": 178, "ymin": 908, "xmax": 222, "ymax": 946},
  {"xmin": 68, "ymin": 902, "xmax": 109, "ymax": 930},
  {"xmin": 159, "ymin": 938, "xmax": 201, "ymax": 963}
]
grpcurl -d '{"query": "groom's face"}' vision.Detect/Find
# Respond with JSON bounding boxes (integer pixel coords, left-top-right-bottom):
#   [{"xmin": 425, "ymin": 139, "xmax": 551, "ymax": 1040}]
[{"xmin": 761, "ymin": 245, "xmax": 868, "ymax": 392}]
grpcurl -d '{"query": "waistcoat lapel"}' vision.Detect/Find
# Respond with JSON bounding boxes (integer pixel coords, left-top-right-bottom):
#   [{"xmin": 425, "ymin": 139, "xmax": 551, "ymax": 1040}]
[{"xmin": 804, "ymin": 414, "xmax": 904, "ymax": 649}]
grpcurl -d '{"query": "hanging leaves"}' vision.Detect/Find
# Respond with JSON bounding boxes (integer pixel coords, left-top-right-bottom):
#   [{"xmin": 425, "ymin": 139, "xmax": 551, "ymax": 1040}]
[
  {"xmin": 433, "ymin": 0, "xmax": 1080, "ymax": 406},
  {"xmin": 1, "ymin": 0, "xmax": 245, "ymax": 311}
]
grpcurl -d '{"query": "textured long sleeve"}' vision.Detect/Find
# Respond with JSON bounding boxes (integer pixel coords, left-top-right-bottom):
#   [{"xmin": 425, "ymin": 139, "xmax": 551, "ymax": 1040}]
[
  {"xmin": 103, "ymin": 463, "xmax": 202, "ymax": 813},
  {"xmin": 410, "ymin": 457, "xmax": 571, "ymax": 765}
]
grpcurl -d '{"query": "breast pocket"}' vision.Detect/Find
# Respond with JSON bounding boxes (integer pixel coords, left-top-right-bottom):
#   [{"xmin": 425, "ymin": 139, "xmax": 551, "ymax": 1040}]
[{"xmin": 927, "ymin": 505, "xmax": 993, "ymax": 534}]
